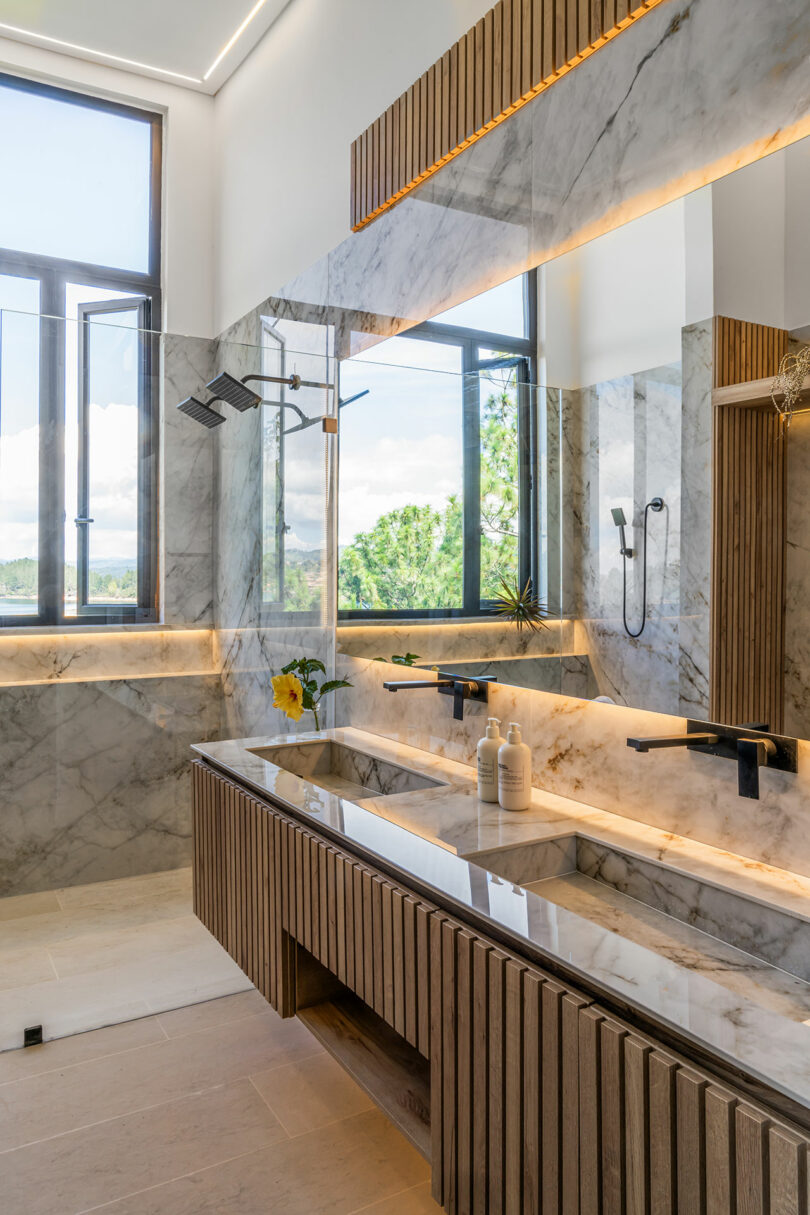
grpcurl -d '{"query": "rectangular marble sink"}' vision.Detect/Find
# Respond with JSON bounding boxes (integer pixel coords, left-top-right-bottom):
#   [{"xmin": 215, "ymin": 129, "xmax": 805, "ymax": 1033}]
[
  {"xmin": 247, "ymin": 740, "xmax": 447, "ymax": 802},
  {"xmin": 471, "ymin": 834, "xmax": 810, "ymax": 987}
]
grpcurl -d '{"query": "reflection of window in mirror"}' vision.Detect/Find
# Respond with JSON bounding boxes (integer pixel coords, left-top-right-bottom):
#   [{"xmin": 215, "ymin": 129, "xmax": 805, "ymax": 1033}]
[
  {"xmin": 338, "ymin": 271, "xmax": 538, "ymax": 619},
  {"xmin": 260, "ymin": 320, "xmax": 285, "ymax": 611}
]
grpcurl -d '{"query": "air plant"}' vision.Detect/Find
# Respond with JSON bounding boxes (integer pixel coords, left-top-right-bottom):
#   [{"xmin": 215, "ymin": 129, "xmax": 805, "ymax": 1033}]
[
  {"xmin": 491, "ymin": 577, "xmax": 549, "ymax": 633},
  {"xmin": 373, "ymin": 653, "xmax": 421, "ymax": 666}
]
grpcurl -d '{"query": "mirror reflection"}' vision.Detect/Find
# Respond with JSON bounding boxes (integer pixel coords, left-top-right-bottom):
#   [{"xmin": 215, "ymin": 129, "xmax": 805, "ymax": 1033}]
[{"xmin": 337, "ymin": 134, "xmax": 810, "ymax": 738}]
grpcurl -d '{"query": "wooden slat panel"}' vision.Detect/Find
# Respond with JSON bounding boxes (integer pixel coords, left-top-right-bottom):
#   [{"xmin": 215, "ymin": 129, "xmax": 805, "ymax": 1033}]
[
  {"xmin": 488, "ymin": 948, "xmax": 508, "ymax": 1215},
  {"xmin": 705, "ymin": 1087, "xmax": 736, "ymax": 1215},
  {"xmin": 416, "ymin": 902, "xmax": 432, "ymax": 1057},
  {"xmin": 403, "ymin": 894, "xmax": 418, "ymax": 1048},
  {"xmin": 736, "ymin": 1105, "xmax": 770, "ymax": 1215},
  {"xmin": 504, "ymin": 960, "xmax": 525, "ymax": 1215},
  {"xmin": 562, "ymin": 993, "xmax": 587, "ymax": 1214},
  {"xmin": 474, "ymin": 18, "xmax": 485, "ymax": 132},
  {"xmin": 601, "ymin": 1019, "xmax": 627, "ymax": 1213},
  {"xmin": 501, "ymin": 0, "xmax": 513, "ymax": 112},
  {"xmin": 429, "ymin": 913, "xmax": 448, "ymax": 1208},
  {"xmin": 710, "ymin": 315, "xmax": 789, "ymax": 730},
  {"xmin": 769, "ymin": 1125, "xmax": 808, "ymax": 1215},
  {"xmin": 625, "ymin": 1036, "xmax": 651, "ymax": 1215},
  {"xmin": 456, "ymin": 929, "xmax": 475, "ymax": 1215},
  {"xmin": 391, "ymin": 887, "xmax": 405, "ymax": 1040},
  {"xmin": 521, "ymin": 0, "xmax": 533, "ymax": 96},
  {"xmin": 578, "ymin": 1006, "xmax": 603, "ymax": 1215},
  {"xmin": 472, "ymin": 938, "xmax": 492, "ymax": 1215},
  {"xmin": 441, "ymin": 50, "xmax": 452, "ymax": 159},
  {"xmin": 649, "ymin": 1052, "xmax": 678, "ymax": 1215},
  {"xmin": 676, "ymin": 1069, "xmax": 707, "ymax": 1214},
  {"xmin": 522, "ymin": 971, "xmax": 544, "ymax": 1215},
  {"xmin": 541, "ymin": 981, "xmax": 565, "ymax": 1213},
  {"xmin": 381, "ymin": 881, "xmax": 395, "ymax": 1026}
]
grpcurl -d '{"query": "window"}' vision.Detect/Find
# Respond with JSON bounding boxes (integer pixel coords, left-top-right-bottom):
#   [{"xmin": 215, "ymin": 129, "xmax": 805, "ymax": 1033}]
[
  {"xmin": 0, "ymin": 74, "xmax": 161, "ymax": 626},
  {"xmin": 338, "ymin": 271, "xmax": 537, "ymax": 617}
]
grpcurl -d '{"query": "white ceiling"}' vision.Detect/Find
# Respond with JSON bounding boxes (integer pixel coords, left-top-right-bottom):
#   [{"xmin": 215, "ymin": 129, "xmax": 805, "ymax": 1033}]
[{"xmin": 0, "ymin": 0, "xmax": 290, "ymax": 93}]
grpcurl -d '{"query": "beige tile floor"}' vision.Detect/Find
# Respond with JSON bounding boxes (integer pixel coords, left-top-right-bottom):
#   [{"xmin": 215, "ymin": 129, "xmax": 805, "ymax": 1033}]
[
  {"xmin": 0, "ymin": 991, "xmax": 441, "ymax": 1214},
  {"xmin": 0, "ymin": 869, "xmax": 251, "ymax": 1052}
]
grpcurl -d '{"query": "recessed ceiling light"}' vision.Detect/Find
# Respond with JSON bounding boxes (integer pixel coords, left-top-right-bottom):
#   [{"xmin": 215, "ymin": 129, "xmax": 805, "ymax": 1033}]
[
  {"xmin": 0, "ymin": 20, "xmax": 202, "ymax": 84},
  {"xmin": 203, "ymin": 0, "xmax": 270, "ymax": 81}
]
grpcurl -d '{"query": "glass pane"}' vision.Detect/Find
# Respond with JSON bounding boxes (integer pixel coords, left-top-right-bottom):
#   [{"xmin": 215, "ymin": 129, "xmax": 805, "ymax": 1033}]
[
  {"xmin": 0, "ymin": 276, "xmax": 40, "ymax": 616},
  {"xmin": 0, "ymin": 82, "xmax": 153, "ymax": 272},
  {"xmin": 338, "ymin": 336, "xmax": 464, "ymax": 611},
  {"xmin": 261, "ymin": 326, "xmax": 284, "ymax": 606},
  {"xmin": 431, "ymin": 273, "xmax": 526, "ymax": 337},
  {"xmin": 64, "ymin": 286, "xmax": 141, "ymax": 615},
  {"xmin": 478, "ymin": 358, "xmax": 521, "ymax": 601},
  {"xmin": 281, "ymin": 379, "xmax": 328, "ymax": 614}
]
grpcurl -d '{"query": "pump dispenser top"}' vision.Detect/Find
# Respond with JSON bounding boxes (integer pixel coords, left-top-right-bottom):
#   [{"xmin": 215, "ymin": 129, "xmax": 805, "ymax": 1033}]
[
  {"xmin": 485, "ymin": 717, "xmax": 501, "ymax": 739},
  {"xmin": 506, "ymin": 722, "xmax": 522, "ymax": 744}
]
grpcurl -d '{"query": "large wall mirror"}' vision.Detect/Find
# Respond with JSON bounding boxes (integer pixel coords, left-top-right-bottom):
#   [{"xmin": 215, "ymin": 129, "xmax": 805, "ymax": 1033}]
[{"xmin": 336, "ymin": 134, "xmax": 810, "ymax": 739}]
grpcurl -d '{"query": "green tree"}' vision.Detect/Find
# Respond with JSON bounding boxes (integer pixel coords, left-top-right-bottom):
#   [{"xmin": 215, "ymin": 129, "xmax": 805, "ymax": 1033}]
[{"xmin": 338, "ymin": 371, "xmax": 520, "ymax": 610}]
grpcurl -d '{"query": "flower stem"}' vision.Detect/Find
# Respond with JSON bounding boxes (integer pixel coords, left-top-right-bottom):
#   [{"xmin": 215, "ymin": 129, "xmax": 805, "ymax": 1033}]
[{"xmin": 312, "ymin": 704, "xmax": 320, "ymax": 731}]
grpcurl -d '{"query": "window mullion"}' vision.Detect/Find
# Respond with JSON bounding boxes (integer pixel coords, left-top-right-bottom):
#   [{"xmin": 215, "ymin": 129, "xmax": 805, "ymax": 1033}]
[
  {"xmin": 462, "ymin": 339, "xmax": 480, "ymax": 615},
  {"xmin": 38, "ymin": 272, "xmax": 65, "ymax": 625}
]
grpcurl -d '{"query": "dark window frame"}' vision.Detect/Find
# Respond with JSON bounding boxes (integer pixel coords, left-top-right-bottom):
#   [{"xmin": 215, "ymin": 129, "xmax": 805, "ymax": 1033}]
[
  {"xmin": 0, "ymin": 73, "xmax": 162, "ymax": 628},
  {"xmin": 338, "ymin": 269, "xmax": 539, "ymax": 620}
]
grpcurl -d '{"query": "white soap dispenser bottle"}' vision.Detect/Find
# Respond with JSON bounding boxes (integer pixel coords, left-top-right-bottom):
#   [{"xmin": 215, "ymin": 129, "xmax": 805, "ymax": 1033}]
[
  {"xmin": 477, "ymin": 717, "xmax": 503, "ymax": 802},
  {"xmin": 498, "ymin": 722, "xmax": 532, "ymax": 811}
]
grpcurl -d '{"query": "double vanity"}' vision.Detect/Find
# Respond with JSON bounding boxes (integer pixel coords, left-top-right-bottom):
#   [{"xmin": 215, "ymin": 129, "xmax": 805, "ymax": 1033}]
[{"xmin": 191, "ymin": 728, "xmax": 810, "ymax": 1214}]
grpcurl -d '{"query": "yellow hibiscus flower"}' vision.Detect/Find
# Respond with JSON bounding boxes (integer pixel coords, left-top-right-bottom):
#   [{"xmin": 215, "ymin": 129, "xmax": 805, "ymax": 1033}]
[{"xmin": 271, "ymin": 672, "xmax": 305, "ymax": 721}]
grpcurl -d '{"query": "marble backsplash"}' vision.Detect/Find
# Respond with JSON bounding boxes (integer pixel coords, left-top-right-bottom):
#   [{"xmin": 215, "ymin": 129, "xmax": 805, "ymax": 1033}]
[{"xmin": 338, "ymin": 656, "xmax": 810, "ymax": 881}]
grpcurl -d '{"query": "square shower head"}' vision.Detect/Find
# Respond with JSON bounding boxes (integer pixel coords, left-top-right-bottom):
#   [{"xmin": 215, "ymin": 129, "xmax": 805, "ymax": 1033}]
[
  {"xmin": 206, "ymin": 372, "xmax": 263, "ymax": 411},
  {"xmin": 177, "ymin": 396, "xmax": 226, "ymax": 428},
  {"xmin": 611, "ymin": 507, "xmax": 627, "ymax": 527}
]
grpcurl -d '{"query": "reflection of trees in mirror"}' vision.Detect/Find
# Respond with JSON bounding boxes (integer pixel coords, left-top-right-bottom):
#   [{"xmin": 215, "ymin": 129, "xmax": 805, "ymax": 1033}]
[{"xmin": 338, "ymin": 374, "xmax": 520, "ymax": 611}]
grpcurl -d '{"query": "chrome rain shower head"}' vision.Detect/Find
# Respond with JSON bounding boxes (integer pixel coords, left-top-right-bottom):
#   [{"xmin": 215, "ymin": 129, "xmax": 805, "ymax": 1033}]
[
  {"xmin": 206, "ymin": 371, "xmax": 263, "ymax": 411},
  {"xmin": 177, "ymin": 396, "xmax": 226, "ymax": 428}
]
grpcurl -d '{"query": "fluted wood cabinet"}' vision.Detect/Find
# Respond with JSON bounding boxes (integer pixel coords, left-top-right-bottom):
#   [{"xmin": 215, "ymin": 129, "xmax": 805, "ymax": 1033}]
[{"xmin": 192, "ymin": 760, "xmax": 810, "ymax": 1214}]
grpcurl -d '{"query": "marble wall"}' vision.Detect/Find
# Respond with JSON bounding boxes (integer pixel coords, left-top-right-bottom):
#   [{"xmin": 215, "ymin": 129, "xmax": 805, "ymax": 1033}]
[
  {"xmin": 558, "ymin": 324, "xmax": 713, "ymax": 717},
  {"xmin": 337, "ymin": 656, "xmax": 810, "ymax": 879}
]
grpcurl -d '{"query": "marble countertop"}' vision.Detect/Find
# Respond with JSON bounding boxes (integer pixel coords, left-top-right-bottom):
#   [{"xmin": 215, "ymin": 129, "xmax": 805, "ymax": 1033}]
[{"xmin": 192, "ymin": 727, "xmax": 810, "ymax": 1113}]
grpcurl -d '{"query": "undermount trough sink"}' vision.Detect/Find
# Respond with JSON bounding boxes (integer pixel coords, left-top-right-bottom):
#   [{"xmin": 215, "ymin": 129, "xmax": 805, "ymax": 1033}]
[
  {"xmin": 247, "ymin": 739, "xmax": 447, "ymax": 802},
  {"xmin": 470, "ymin": 834, "xmax": 810, "ymax": 987}
]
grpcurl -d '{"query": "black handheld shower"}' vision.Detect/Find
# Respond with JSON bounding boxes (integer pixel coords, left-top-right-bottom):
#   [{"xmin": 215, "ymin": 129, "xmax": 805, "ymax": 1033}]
[{"xmin": 612, "ymin": 497, "xmax": 664, "ymax": 638}]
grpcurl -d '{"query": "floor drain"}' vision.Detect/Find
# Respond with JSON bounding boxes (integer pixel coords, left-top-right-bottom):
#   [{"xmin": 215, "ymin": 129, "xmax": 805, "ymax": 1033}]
[{"xmin": 23, "ymin": 1025, "xmax": 43, "ymax": 1048}]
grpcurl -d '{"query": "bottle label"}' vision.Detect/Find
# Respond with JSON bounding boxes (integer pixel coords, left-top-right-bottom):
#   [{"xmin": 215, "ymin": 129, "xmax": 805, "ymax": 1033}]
[
  {"xmin": 478, "ymin": 757, "xmax": 495, "ymax": 782},
  {"xmin": 498, "ymin": 762, "xmax": 525, "ymax": 791}
]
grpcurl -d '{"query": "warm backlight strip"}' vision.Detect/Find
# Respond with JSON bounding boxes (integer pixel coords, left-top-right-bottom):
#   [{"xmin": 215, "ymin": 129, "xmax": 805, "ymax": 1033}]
[{"xmin": 350, "ymin": 0, "xmax": 669, "ymax": 231}]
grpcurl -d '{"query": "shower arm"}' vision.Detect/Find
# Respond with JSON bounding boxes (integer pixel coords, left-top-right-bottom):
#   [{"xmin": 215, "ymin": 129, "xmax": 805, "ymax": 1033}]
[{"xmin": 241, "ymin": 374, "xmax": 333, "ymax": 430}]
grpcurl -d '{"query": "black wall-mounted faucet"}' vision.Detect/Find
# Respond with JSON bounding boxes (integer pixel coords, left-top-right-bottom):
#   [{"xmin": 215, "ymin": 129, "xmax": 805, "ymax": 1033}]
[
  {"xmin": 627, "ymin": 719, "xmax": 797, "ymax": 799},
  {"xmin": 383, "ymin": 671, "xmax": 496, "ymax": 721}
]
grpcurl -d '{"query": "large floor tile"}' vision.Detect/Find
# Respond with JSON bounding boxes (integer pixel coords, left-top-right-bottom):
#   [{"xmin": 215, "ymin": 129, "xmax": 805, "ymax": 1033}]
[
  {"xmin": 349, "ymin": 1183, "xmax": 442, "ymax": 1213},
  {"xmin": 0, "ymin": 1009, "xmax": 322, "ymax": 1150},
  {"xmin": 0, "ymin": 891, "xmax": 61, "ymax": 922},
  {"xmin": 47, "ymin": 916, "xmax": 213, "ymax": 980},
  {"xmin": 55, "ymin": 868, "xmax": 192, "ymax": 915},
  {"xmin": 0, "ymin": 947, "xmax": 56, "ymax": 993},
  {"xmin": 4, "ymin": 1079, "xmax": 287, "ymax": 1215},
  {"xmin": 82, "ymin": 1109, "xmax": 430, "ymax": 1215},
  {"xmin": 0, "ymin": 1016, "xmax": 166, "ymax": 1084},
  {"xmin": 156, "ymin": 990, "xmax": 268, "ymax": 1038},
  {"xmin": 252, "ymin": 1051, "xmax": 374, "ymax": 1136}
]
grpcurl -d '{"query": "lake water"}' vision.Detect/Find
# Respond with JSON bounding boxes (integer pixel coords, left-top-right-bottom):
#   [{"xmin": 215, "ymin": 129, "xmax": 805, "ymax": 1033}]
[{"xmin": 0, "ymin": 598, "xmax": 37, "ymax": 614}]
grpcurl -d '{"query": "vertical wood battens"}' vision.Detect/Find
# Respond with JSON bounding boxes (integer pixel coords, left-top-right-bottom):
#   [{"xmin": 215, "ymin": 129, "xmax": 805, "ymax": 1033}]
[
  {"xmin": 710, "ymin": 316, "xmax": 789, "ymax": 730},
  {"xmin": 350, "ymin": 1, "xmax": 664, "ymax": 230}
]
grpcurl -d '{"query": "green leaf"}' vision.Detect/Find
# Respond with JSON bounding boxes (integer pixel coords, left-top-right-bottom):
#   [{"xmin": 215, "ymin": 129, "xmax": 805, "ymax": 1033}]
[
  {"xmin": 281, "ymin": 659, "xmax": 299, "ymax": 675},
  {"xmin": 319, "ymin": 679, "xmax": 353, "ymax": 695}
]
